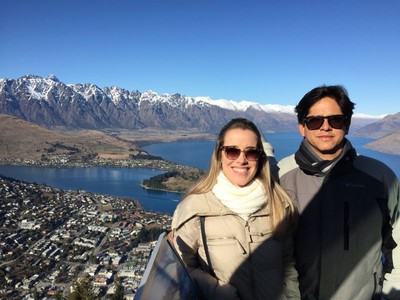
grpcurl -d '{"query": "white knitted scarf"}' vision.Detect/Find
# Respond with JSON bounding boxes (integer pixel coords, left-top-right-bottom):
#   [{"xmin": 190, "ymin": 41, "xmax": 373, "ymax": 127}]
[{"xmin": 212, "ymin": 172, "xmax": 267, "ymax": 220}]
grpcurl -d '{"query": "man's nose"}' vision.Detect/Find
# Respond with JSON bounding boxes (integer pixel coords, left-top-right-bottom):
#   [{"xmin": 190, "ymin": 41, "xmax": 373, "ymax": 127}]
[{"xmin": 320, "ymin": 119, "xmax": 332, "ymax": 130}]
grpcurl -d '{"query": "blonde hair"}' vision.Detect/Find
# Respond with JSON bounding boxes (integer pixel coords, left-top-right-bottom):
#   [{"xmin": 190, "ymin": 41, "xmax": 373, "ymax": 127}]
[{"xmin": 184, "ymin": 118, "xmax": 297, "ymax": 236}]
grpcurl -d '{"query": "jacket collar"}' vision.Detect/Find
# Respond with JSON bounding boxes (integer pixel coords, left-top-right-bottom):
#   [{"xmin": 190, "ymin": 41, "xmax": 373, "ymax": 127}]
[{"xmin": 172, "ymin": 190, "xmax": 269, "ymax": 229}]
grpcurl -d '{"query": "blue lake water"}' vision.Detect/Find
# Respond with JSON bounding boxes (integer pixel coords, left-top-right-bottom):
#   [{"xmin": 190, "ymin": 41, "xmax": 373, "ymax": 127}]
[
  {"xmin": 143, "ymin": 132, "xmax": 400, "ymax": 176},
  {"xmin": 1, "ymin": 132, "xmax": 399, "ymax": 215},
  {"xmin": 0, "ymin": 166, "xmax": 182, "ymax": 215}
]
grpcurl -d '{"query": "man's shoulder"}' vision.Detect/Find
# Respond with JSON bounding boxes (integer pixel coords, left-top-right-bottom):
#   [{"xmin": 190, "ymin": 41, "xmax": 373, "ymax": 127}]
[
  {"xmin": 277, "ymin": 154, "xmax": 298, "ymax": 178},
  {"xmin": 354, "ymin": 154, "xmax": 398, "ymax": 182}
]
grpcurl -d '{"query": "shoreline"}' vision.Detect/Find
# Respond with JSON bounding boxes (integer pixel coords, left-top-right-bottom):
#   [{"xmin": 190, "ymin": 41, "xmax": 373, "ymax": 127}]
[
  {"xmin": 140, "ymin": 183, "xmax": 184, "ymax": 194},
  {"xmin": 0, "ymin": 157, "xmax": 199, "ymax": 194}
]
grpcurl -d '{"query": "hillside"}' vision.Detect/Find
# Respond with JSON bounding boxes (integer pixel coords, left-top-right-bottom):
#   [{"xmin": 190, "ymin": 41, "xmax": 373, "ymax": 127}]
[
  {"xmin": 350, "ymin": 112, "xmax": 400, "ymax": 155},
  {"xmin": 352, "ymin": 112, "xmax": 400, "ymax": 139},
  {"xmin": 0, "ymin": 114, "xmax": 139, "ymax": 160},
  {"xmin": 363, "ymin": 131, "xmax": 400, "ymax": 155},
  {"xmin": 0, "ymin": 114, "xmax": 214, "ymax": 161}
]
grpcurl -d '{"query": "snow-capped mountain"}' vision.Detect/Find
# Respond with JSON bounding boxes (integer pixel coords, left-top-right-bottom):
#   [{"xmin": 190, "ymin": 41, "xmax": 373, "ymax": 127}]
[
  {"xmin": 0, "ymin": 74, "xmax": 383, "ymax": 134},
  {"xmin": 0, "ymin": 75, "xmax": 298, "ymax": 133},
  {"xmin": 194, "ymin": 96, "xmax": 295, "ymax": 114}
]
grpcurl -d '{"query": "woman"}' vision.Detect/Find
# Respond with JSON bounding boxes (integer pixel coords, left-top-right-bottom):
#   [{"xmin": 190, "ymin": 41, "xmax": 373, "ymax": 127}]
[{"xmin": 171, "ymin": 118, "xmax": 300, "ymax": 300}]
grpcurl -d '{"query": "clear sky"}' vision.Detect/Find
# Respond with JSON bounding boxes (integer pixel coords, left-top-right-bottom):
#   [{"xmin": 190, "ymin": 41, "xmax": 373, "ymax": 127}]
[{"xmin": 1, "ymin": 0, "xmax": 399, "ymax": 116}]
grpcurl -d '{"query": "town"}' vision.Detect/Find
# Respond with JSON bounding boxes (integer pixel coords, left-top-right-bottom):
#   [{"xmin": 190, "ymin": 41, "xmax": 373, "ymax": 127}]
[
  {"xmin": 0, "ymin": 151, "xmax": 204, "ymax": 192},
  {"xmin": 0, "ymin": 152, "xmax": 195, "ymax": 171},
  {"xmin": 0, "ymin": 174, "xmax": 172, "ymax": 299}
]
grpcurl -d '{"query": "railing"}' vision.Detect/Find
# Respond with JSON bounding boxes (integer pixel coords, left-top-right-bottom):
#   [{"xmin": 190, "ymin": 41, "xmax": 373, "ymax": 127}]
[{"xmin": 135, "ymin": 232, "xmax": 201, "ymax": 300}]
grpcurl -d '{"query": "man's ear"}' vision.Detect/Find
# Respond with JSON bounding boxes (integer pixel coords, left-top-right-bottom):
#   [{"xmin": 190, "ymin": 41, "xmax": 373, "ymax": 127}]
[
  {"xmin": 298, "ymin": 123, "xmax": 306, "ymax": 137},
  {"xmin": 345, "ymin": 119, "xmax": 351, "ymax": 135}
]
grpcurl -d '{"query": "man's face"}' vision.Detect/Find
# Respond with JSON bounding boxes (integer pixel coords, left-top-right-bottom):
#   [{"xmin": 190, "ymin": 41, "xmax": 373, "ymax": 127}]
[{"xmin": 298, "ymin": 97, "xmax": 347, "ymax": 160}]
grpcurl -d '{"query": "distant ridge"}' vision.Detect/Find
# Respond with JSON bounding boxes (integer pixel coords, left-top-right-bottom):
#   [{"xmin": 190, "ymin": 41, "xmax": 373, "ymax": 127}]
[{"xmin": 352, "ymin": 112, "xmax": 400, "ymax": 139}]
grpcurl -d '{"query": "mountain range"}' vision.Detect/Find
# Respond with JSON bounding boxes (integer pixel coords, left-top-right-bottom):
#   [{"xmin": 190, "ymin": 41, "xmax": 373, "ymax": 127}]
[
  {"xmin": 0, "ymin": 74, "xmax": 388, "ymax": 133},
  {"xmin": 0, "ymin": 75, "xmax": 296, "ymax": 133},
  {"xmin": 0, "ymin": 75, "xmax": 399, "ymax": 154}
]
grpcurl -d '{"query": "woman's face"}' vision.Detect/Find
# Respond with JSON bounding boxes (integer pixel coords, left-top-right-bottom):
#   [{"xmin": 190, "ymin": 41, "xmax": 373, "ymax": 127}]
[{"xmin": 221, "ymin": 128, "xmax": 259, "ymax": 187}]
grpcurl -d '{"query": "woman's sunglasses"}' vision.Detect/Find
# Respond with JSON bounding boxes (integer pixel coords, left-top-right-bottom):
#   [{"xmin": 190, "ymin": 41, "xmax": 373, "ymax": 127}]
[
  {"xmin": 304, "ymin": 115, "xmax": 348, "ymax": 130},
  {"xmin": 221, "ymin": 146, "xmax": 262, "ymax": 161}
]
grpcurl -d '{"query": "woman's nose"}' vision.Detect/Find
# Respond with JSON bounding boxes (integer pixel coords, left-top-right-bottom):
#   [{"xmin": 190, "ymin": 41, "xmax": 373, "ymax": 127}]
[{"xmin": 237, "ymin": 151, "xmax": 248, "ymax": 163}]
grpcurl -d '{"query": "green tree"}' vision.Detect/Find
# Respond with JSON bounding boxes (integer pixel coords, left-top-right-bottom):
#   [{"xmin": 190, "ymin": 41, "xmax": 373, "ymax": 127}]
[
  {"xmin": 54, "ymin": 291, "xmax": 65, "ymax": 300},
  {"xmin": 68, "ymin": 277, "xmax": 97, "ymax": 300},
  {"xmin": 112, "ymin": 280, "xmax": 125, "ymax": 300},
  {"xmin": 89, "ymin": 254, "xmax": 98, "ymax": 264},
  {"xmin": 32, "ymin": 288, "xmax": 39, "ymax": 300}
]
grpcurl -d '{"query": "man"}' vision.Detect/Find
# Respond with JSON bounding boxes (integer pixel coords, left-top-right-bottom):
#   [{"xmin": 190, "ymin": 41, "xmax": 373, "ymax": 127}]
[{"xmin": 278, "ymin": 85, "xmax": 400, "ymax": 299}]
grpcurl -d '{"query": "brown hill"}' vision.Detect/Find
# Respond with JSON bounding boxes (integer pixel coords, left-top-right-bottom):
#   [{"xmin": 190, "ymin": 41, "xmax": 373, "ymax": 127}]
[
  {"xmin": 0, "ymin": 114, "xmax": 139, "ymax": 160},
  {"xmin": 0, "ymin": 114, "xmax": 214, "ymax": 162},
  {"xmin": 352, "ymin": 112, "xmax": 400, "ymax": 139},
  {"xmin": 364, "ymin": 130, "xmax": 400, "ymax": 155}
]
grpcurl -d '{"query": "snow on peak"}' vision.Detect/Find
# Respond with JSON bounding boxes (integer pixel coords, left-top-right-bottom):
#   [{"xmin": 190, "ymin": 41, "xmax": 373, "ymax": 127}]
[
  {"xmin": 194, "ymin": 96, "xmax": 295, "ymax": 114},
  {"xmin": 17, "ymin": 75, "xmax": 62, "ymax": 101},
  {"xmin": 140, "ymin": 90, "xmax": 164, "ymax": 103},
  {"xmin": 47, "ymin": 74, "xmax": 60, "ymax": 82},
  {"xmin": 105, "ymin": 86, "xmax": 132, "ymax": 104},
  {"xmin": 353, "ymin": 113, "xmax": 386, "ymax": 119}
]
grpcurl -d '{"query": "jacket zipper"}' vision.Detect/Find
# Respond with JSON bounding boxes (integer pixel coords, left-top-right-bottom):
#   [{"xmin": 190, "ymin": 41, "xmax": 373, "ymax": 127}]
[
  {"xmin": 244, "ymin": 220, "xmax": 256, "ymax": 299},
  {"xmin": 344, "ymin": 201, "xmax": 349, "ymax": 250}
]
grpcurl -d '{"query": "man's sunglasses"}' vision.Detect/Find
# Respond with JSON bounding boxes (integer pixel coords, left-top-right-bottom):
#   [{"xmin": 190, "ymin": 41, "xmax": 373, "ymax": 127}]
[
  {"xmin": 304, "ymin": 115, "xmax": 348, "ymax": 130},
  {"xmin": 221, "ymin": 146, "xmax": 263, "ymax": 161}
]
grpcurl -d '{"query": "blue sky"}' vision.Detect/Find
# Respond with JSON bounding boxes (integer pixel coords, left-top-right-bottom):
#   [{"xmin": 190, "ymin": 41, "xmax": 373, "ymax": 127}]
[{"xmin": 1, "ymin": 0, "xmax": 399, "ymax": 116}]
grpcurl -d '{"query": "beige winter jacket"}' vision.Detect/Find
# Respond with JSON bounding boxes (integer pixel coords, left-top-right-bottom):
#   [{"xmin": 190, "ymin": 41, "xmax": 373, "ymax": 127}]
[{"xmin": 172, "ymin": 191, "xmax": 300, "ymax": 300}]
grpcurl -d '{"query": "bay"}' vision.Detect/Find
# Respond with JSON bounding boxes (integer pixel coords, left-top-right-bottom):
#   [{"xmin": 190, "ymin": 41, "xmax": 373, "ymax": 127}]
[
  {"xmin": 143, "ymin": 132, "xmax": 400, "ymax": 177},
  {"xmin": 142, "ymin": 132, "xmax": 304, "ymax": 171},
  {"xmin": 1, "ymin": 132, "xmax": 399, "ymax": 215},
  {"xmin": 0, "ymin": 166, "xmax": 182, "ymax": 215}
]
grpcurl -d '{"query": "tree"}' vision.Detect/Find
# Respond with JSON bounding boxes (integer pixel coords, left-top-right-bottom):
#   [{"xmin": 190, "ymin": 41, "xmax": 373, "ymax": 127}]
[
  {"xmin": 32, "ymin": 288, "xmax": 39, "ymax": 300},
  {"xmin": 89, "ymin": 254, "xmax": 98, "ymax": 264},
  {"xmin": 54, "ymin": 291, "xmax": 65, "ymax": 300},
  {"xmin": 68, "ymin": 277, "xmax": 97, "ymax": 300},
  {"xmin": 112, "ymin": 280, "xmax": 125, "ymax": 300}
]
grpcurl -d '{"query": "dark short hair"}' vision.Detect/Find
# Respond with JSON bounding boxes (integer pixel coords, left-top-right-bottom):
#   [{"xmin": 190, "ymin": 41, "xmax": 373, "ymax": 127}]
[{"xmin": 295, "ymin": 85, "xmax": 355, "ymax": 124}]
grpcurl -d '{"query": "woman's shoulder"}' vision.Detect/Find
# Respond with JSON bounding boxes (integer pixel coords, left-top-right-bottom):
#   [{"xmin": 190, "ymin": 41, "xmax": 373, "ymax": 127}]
[
  {"xmin": 175, "ymin": 192, "xmax": 215, "ymax": 217},
  {"xmin": 178, "ymin": 193, "xmax": 208, "ymax": 210},
  {"xmin": 172, "ymin": 191, "xmax": 221, "ymax": 229}
]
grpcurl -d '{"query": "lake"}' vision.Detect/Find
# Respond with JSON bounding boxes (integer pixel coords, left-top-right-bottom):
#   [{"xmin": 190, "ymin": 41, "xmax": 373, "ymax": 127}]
[
  {"xmin": 143, "ymin": 132, "xmax": 400, "ymax": 176},
  {"xmin": 1, "ymin": 132, "xmax": 399, "ymax": 215}
]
